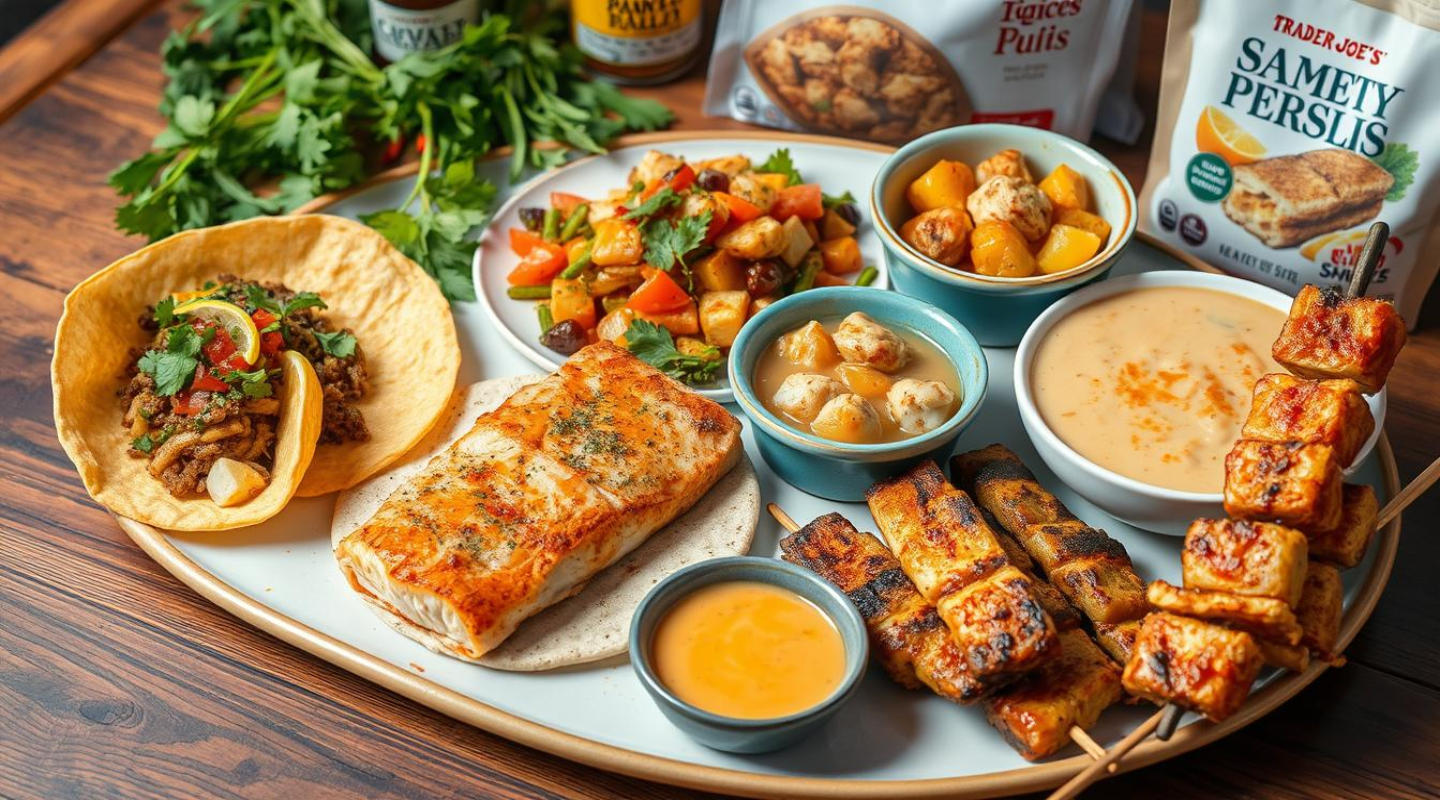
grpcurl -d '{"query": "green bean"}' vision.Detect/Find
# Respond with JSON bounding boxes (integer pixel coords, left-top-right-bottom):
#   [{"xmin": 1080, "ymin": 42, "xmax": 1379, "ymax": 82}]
[
  {"xmin": 601, "ymin": 293, "xmax": 630, "ymax": 314},
  {"xmin": 507, "ymin": 285, "xmax": 552, "ymax": 300},
  {"xmin": 559, "ymin": 203, "xmax": 589, "ymax": 240},
  {"xmin": 792, "ymin": 253, "xmax": 823, "ymax": 293},
  {"xmin": 855, "ymin": 265, "xmax": 879, "ymax": 287},
  {"xmin": 559, "ymin": 243, "xmax": 593, "ymax": 279},
  {"xmin": 542, "ymin": 207, "xmax": 560, "ymax": 242},
  {"xmin": 536, "ymin": 302, "xmax": 555, "ymax": 333}
]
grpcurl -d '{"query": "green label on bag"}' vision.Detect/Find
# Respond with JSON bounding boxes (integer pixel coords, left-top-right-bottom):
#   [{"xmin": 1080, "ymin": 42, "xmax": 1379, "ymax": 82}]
[{"xmin": 1186, "ymin": 153, "xmax": 1232, "ymax": 203}]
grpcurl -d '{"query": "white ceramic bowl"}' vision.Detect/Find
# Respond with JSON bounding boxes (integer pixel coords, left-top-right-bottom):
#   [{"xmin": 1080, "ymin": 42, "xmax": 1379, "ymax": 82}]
[{"xmin": 1014, "ymin": 271, "xmax": 1386, "ymax": 536}]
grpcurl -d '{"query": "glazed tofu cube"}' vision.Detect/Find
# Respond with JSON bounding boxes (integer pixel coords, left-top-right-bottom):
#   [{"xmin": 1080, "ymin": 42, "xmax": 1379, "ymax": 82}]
[
  {"xmin": 1048, "ymin": 554, "xmax": 1151, "ymax": 626},
  {"xmin": 1241, "ymin": 374, "xmax": 1374, "ymax": 466},
  {"xmin": 1147, "ymin": 580, "xmax": 1302, "ymax": 646},
  {"xmin": 1255, "ymin": 638, "xmax": 1310, "ymax": 672},
  {"xmin": 983, "ymin": 630, "xmax": 1123, "ymax": 761},
  {"xmin": 1122, "ymin": 612, "xmax": 1263, "ymax": 721},
  {"xmin": 1183, "ymin": 518, "xmax": 1309, "ymax": 607},
  {"xmin": 1306, "ymin": 483, "xmax": 1379, "ymax": 568},
  {"xmin": 1094, "ymin": 619, "xmax": 1144, "ymax": 665},
  {"xmin": 1224, "ymin": 440, "xmax": 1343, "ymax": 530},
  {"xmin": 934, "ymin": 565, "xmax": 1059, "ymax": 679},
  {"xmin": 1272, "ymin": 284, "xmax": 1407, "ymax": 394},
  {"xmin": 1296, "ymin": 561, "xmax": 1344, "ymax": 660}
]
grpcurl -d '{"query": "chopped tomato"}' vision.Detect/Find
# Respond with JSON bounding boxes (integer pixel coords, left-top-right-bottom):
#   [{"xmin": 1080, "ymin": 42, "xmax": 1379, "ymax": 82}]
[
  {"xmin": 626, "ymin": 269, "xmax": 691, "ymax": 314},
  {"xmin": 251, "ymin": 308, "xmax": 284, "ymax": 356},
  {"xmin": 173, "ymin": 390, "xmax": 213, "ymax": 415},
  {"xmin": 638, "ymin": 177, "xmax": 666, "ymax": 202},
  {"xmin": 639, "ymin": 163, "xmax": 698, "ymax": 202},
  {"xmin": 506, "ymin": 242, "xmax": 568, "ymax": 286},
  {"xmin": 197, "ymin": 322, "xmax": 250, "ymax": 370},
  {"xmin": 191, "ymin": 362, "xmax": 229, "ymax": 392},
  {"xmin": 813, "ymin": 270, "xmax": 850, "ymax": 287},
  {"xmin": 771, "ymin": 184, "xmax": 824, "ymax": 221},
  {"xmin": 704, "ymin": 211, "xmax": 727, "ymax": 244},
  {"xmin": 509, "ymin": 227, "xmax": 550, "ymax": 258},
  {"xmin": 712, "ymin": 191, "xmax": 762, "ymax": 225},
  {"xmin": 550, "ymin": 192, "xmax": 587, "ymax": 218},
  {"xmin": 382, "ymin": 137, "xmax": 404, "ymax": 164}
]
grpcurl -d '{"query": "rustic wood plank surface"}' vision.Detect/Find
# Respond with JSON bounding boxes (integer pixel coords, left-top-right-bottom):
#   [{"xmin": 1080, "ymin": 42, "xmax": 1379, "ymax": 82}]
[{"xmin": 1, "ymin": 3, "xmax": 1436, "ymax": 799}]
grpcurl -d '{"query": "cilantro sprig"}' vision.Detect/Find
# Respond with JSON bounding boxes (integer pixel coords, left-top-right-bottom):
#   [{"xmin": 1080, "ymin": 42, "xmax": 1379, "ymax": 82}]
[
  {"xmin": 1371, "ymin": 143, "xmax": 1417, "ymax": 202},
  {"xmin": 641, "ymin": 211, "xmax": 711, "ymax": 271},
  {"xmin": 109, "ymin": 4, "xmax": 675, "ymax": 302},
  {"xmin": 624, "ymin": 320, "xmax": 721, "ymax": 385},
  {"xmin": 138, "ymin": 324, "xmax": 206, "ymax": 397},
  {"xmin": 623, "ymin": 187, "xmax": 682, "ymax": 221},
  {"xmin": 757, "ymin": 148, "xmax": 803, "ymax": 186}
]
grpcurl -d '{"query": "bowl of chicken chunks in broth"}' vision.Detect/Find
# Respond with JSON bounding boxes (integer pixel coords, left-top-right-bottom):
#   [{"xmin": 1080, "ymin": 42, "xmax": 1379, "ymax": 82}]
[
  {"xmin": 872, "ymin": 124, "xmax": 1137, "ymax": 346},
  {"xmin": 729, "ymin": 287, "xmax": 986, "ymax": 501}
]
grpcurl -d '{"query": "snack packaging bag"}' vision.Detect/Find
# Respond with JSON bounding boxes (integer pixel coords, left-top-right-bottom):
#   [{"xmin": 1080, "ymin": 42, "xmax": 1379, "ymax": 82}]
[
  {"xmin": 1139, "ymin": 0, "xmax": 1440, "ymax": 327},
  {"xmin": 704, "ymin": 0, "xmax": 1136, "ymax": 144}
]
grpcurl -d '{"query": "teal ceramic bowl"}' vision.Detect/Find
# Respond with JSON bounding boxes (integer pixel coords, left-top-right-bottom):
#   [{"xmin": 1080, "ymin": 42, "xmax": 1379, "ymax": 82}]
[
  {"xmin": 871, "ymin": 123, "xmax": 1137, "ymax": 346},
  {"xmin": 728, "ymin": 287, "xmax": 987, "ymax": 501},
  {"xmin": 629, "ymin": 556, "xmax": 869, "ymax": 754}
]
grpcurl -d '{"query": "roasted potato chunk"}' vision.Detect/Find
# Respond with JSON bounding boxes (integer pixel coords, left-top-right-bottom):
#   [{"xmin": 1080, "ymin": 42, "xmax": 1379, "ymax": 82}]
[
  {"xmin": 1306, "ymin": 483, "xmax": 1379, "ymax": 568},
  {"xmin": 1296, "ymin": 561, "xmax": 1343, "ymax": 660},
  {"xmin": 983, "ymin": 629, "xmax": 1123, "ymax": 761},
  {"xmin": 899, "ymin": 206, "xmax": 972, "ymax": 266},
  {"xmin": 1147, "ymin": 580, "xmax": 1302, "ymax": 646},
  {"xmin": 1224, "ymin": 440, "xmax": 1343, "ymax": 530},
  {"xmin": 716, "ymin": 217, "xmax": 786, "ymax": 260},
  {"xmin": 906, "ymin": 159, "xmax": 977, "ymax": 212},
  {"xmin": 1035, "ymin": 223, "xmax": 1102, "ymax": 274},
  {"xmin": 1122, "ymin": 612, "xmax": 1263, "ymax": 721},
  {"xmin": 1037, "ymin": 163, "xmax": 1090, "ymax": 211},
  {"xmin": 970, "ymin": 220, "xmax": 1037, "ymax": 277},
  {"xmin": 1241, "ymin": 374, "xmax": 1374, "ymax": 466},
  {"xmin": 1183, "ymin": 518, "xmax": 1309, "ymax": 607},
  {"xmin": 1272, "ymin": 284, "xmax": 1407, "ymax": 394}
]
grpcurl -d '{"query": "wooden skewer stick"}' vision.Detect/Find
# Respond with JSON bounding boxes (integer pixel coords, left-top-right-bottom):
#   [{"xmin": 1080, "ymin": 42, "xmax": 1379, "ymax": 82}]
[
  {"xmin": 1345, "ymin": 221, "xmax": 1388, "ymax": 299},
  {"xmin": 1377, "ymin": 452, "xmax": 1440, "ymax": 529},
  {"xmin": 765, "ymin": 503, "xmax": 1118, "ymax": 772},
  {"xmin": 1047, "ymin": 707, "xmax": 1166, "ymax": 800}
]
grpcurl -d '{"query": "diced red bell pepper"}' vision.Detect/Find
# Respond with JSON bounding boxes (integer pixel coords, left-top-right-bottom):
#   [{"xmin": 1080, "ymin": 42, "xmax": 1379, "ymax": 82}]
[
  {"xmin": 639, "ymin": 163, "xmax": 698, "ymax": 202},
  {"xmin": 506, "ymin": 242, "xmax": 568, "ymax": 286},
  {"xmin": 771, "ymin": 184, "xmax": 824, "ymax": 221},
  {"xmin": 626, "ymin": 268, "xmax": 691, "ymax": 314},
  {"xmin": 198, "ymin": 322, "xmax": 250, "ymax": 370},
  {"xmin": 712, "ymin": 191, "xmax": 762, "ymax": 224},
  {"xmin": 251, "ymin": 309, "xmax": 284, "ymax": 356},
  {"xmin": 191, "ymin": 366, "xmax": 229, "ymax": 393},
  {"xmin": 550, "ymin": 192, "xmax": 587, "ymax": 219},
  {"xmin": 509, "ymin": 227, "xmax": 550, "ymax": 258},
  {"xmin": 173, "ymin": 390, "xmax": 213, "ymax": 415}
]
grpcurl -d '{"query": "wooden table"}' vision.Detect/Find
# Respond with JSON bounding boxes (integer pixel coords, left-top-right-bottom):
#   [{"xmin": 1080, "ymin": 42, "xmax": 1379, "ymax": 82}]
[{"xmin": 2, "ymin": 4, "xmax": 1437, "ymax": 799}]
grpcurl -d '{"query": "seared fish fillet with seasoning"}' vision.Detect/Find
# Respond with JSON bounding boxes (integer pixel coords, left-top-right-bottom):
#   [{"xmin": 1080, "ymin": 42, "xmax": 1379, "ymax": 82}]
[
  {"xmin": 335, "ymin": 343, "xmax": 741, "ymax": 661},
  {"xmin": 1222, "ymin": 150, "xmax": 1393, "ymax": 248}
]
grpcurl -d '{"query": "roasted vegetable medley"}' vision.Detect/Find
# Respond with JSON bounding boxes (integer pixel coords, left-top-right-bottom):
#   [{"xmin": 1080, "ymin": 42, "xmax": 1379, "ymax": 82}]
[
  {"xmin": 504, "ymin": 148, "xmax": 878, "ymax": 384},
  {"xmin": 898, "ymin": 149, "xmax": 1113, "ymax": 278}
]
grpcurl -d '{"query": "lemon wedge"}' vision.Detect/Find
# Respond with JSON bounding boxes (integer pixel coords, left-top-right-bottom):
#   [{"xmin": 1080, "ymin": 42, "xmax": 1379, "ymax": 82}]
[
  {"xmin": 1196, "ymin": 106, "xmax": 1266, "ymax": 166},
  {"xmin": 174, "ymin": 298, "xmax": 261, "ymax": 366}
]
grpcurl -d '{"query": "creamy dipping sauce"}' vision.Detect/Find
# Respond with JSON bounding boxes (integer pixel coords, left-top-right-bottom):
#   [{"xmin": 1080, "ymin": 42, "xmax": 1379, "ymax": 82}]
[
  {"xmin": 650, "ymin": 581, "xmax": 846, "ymax": 719},
  {"xmin": 1032, "ymin": 287, "xmax": 1286, "ymax": 493}
]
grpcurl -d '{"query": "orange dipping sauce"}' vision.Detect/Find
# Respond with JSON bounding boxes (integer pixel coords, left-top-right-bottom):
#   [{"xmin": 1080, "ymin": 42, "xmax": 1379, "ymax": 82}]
[{"xmin": 650, "ymin": 581, "xmax": 846, "ymax": 719}]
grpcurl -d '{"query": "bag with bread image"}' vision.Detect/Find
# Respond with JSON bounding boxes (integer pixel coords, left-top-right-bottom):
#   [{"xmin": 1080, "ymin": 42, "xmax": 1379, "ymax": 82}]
[
  {"xmin": 705, "ymin": 0, "xmax": 1137, "ymax": 144},
  {"xmin": 1139, "ymin": 0, "xmax": 1440, "ymax": 328}
]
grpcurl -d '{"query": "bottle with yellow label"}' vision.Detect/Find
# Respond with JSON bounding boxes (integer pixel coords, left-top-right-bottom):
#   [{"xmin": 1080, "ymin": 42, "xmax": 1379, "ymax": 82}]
[{"xmin": 570, "ymin": 0, "xmax": 703, "ymax": 85}]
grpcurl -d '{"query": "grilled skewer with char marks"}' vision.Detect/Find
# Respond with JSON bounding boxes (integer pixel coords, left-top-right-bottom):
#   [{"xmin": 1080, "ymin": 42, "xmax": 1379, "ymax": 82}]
[
  {"xmin": 1241, "ymin": 374, "xmax": 1374, "ymax": 467},
  {"xmin": 866, "ymin": 461, "xmax": 1060, "ymax": 683},
  {"xmin": 1120, "ymin": 611, "xmax": 1264, "ymax": 722},
  {"xmin": 1271, "ymin": 284, "xmax": 1406, "ymax": 394},
  {"xmin": 983, "ymin": 628, "xmax": 1124, "ymax": 761},
  {"xmin": 1223, "ymin": 440, "xmax": 1343, "ymax": 530}
]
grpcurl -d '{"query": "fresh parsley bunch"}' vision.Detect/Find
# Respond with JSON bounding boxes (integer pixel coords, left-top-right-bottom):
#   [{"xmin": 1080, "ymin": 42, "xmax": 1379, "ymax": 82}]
[{"xmin": 110, "ymin": 0, "xmax": 674, "ymax": 301}]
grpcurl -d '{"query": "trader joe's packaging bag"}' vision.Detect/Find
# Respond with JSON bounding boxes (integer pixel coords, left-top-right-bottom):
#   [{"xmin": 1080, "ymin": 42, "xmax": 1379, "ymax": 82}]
[
  {"xmin": 1139, "ymin": 0, "xmax": 1440, "ymax": 327},
  {"xmin": 704, "ymin": 0, "xmax": 1136, "ymax": 144}
]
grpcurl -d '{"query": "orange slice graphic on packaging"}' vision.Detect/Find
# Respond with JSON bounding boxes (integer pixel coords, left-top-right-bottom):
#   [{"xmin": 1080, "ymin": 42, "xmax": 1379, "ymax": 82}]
[{"xmin": 1196, "ymin": 106, "xmax": 1266, "ymax": 166}]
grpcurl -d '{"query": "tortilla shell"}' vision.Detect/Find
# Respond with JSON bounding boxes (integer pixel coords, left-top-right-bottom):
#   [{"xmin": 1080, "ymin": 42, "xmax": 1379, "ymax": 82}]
[
  {"xmin": 53, "ymin": 216, "xmax": 460, "ymax": 530},
  {"xmin": 332, "ymin": 375, "xmax": 760, "ymax": 671}
]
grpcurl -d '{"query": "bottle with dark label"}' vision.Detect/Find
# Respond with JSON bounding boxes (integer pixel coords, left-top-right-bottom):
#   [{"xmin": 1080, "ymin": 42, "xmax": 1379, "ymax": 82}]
[
  {"xmin": 571, "ymin": 0, "xmax": 703, "ymax": 85},
  {"xmin": 369, "ymin": 0, "xmax": 480, "ymax": 64}
]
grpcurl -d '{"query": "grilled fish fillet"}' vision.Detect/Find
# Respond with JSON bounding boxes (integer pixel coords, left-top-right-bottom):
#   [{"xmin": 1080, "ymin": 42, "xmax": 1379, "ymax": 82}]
[
  {"xmin": 1222, "ymin": 149, "xmax": 1393, "ymax": 248},
  {"xmin": 335, "ymin": 343, "xmax": 741, "ymax": 661},
  {"xmin": 780, "ymin": 512, "xmax": 1007, "ymax": 704}
]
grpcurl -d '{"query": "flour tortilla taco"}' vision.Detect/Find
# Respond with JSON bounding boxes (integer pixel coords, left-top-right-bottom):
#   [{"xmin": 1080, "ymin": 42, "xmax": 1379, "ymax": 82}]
[{"xmin": 53, "ymin": 215, "xmax": 460, "ymax": 530}]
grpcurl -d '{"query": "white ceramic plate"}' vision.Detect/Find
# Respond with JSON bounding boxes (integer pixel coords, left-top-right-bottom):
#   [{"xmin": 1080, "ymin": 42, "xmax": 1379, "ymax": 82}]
[
  {"xmin": 116, "ymin": 136, "xmax": 1400, "ymax": 799},
  {"xmin": 475, "ymin": 137, "xmax": 890, "ymax": 402}
]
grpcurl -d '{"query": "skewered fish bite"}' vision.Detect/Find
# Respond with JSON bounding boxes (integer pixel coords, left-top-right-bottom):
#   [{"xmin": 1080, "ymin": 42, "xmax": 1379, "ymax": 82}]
[
  {"xmin": 1241, "ymin": 374, "xmax": 1374, "ymax": 467},
  {"xmin": 983, "ymin": 629, "xmax": 1124, "ymax": 761},
  {"xmin": 1305, "ymin": 483, "xmax": 1380, "ymax": 568},
  {"xmin": 779, "ymin": 512, "xmax": 1004, "ymax": 703},
  {"xmin": 1223, "ymin": 440, "xmax": 1343, "ymax": 531},
  {"xmin": 1271, "ymin": 284, "xmax": 1407, "ymax": 394},
  {"xmin": 866, "ymin": 461, "xmax": 1060, "ymax": 682},
  {"xmin": 1296, "ymin": 561, "xmax": 1344, "ymax": 662},
  {"xmin": 1183, "ymin": 518, "xmax": 1309, "ymax": 607},
  {"xmin": 1146, "ymin": 580, "xmax": 1302, "ymax": 647},
  {"xmin": 1122, "ymin": 612, "xmax": 1264, "ymax": 722}
]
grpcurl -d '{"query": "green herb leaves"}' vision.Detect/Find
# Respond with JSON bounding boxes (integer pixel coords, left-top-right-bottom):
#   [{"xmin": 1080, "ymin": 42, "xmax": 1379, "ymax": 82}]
[
  {"xmin": 623, "ymin": 187, "xmax": 681, "ymax": 220},
  {"xmin": 1371, "ymin": 143, "xmax": 1418, "ymax": 201},
  {"xmin": 110, "ymin": 6, "xmax": 674, "ymax": 302},
  {"xmin": 223, "ymin": 367, "xmax": 275, "ymax": 398},
  {"xmin": 822, "ymin": 190, "xmax": 856, "ymax": 209},
  {"xmin": 641, "ymin": 211, "xmax": 710, "ymax": 272},
  {"xmin": 624, "ymin": 319, "xmax": 721, "ymax": 384},
  {"xmin": 139, "ymin": 324, "xmax": 204, "ymax": 396},
  {"xmin": 314, "ymin": 330, "xmax": 358, "ymax": 358},
  {"xmin": 757, "ymin": 148, "xmax": 803, "ymax": 185}
]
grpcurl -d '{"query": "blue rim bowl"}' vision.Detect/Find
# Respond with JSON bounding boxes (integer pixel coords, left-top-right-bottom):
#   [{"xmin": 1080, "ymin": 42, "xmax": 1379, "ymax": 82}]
[
  {"xmin": 871, "ymin": 123, "xmax": 1138, "ymax": 346},
  {"xmin": 728, "ymin": 287, "xmax": 988, "ymax": 501},
  {"xmin": 629, "ymin": 556, "xmax": 869, "ymax": 754}
]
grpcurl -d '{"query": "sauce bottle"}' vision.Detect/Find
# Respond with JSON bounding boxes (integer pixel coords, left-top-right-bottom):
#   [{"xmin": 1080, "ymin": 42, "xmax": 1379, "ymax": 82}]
[
  {"xmin": 369, "ymin": 0, "xmax": 479, "ymax": 64},
  {"xmin": 570, "ymin": 0, "xmax": 703, "ymax": 85}
]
